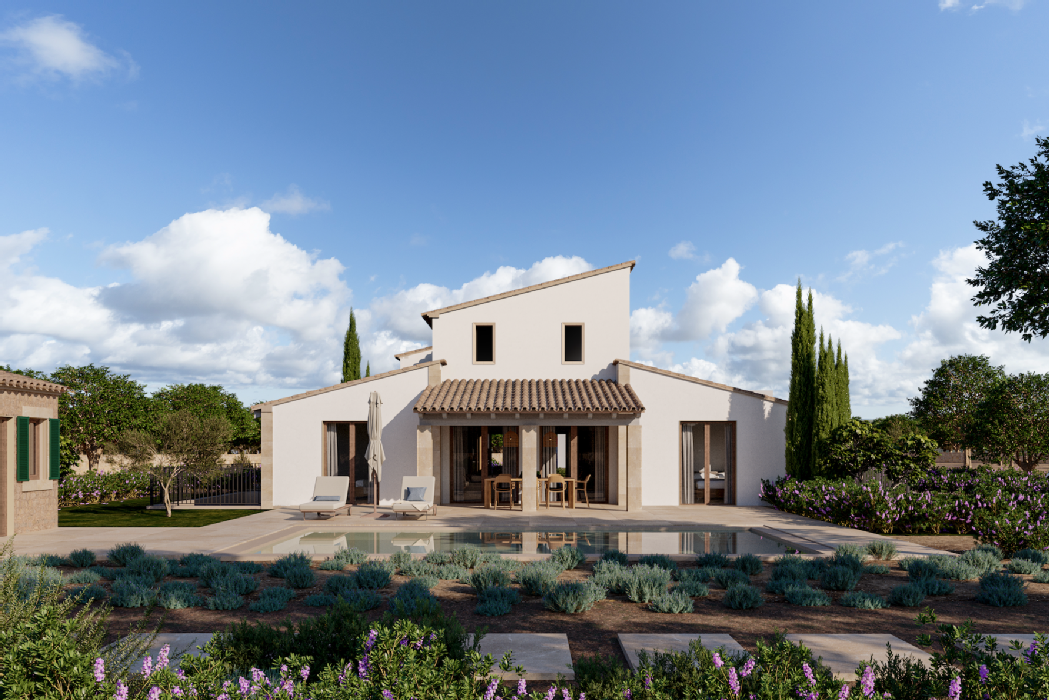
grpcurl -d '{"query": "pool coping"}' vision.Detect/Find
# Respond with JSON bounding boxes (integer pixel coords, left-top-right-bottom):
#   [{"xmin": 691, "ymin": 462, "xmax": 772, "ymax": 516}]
[{"xmin": 215, "ymin": 524, "xmax": 818, "ymax": 562}]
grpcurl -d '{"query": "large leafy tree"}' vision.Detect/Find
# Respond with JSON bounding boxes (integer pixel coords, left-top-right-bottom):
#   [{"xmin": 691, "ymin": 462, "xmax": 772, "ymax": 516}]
[
  {"xmin": 342, "ymin": 308, "xmax": 362, "ymax": 383},
  {"xmin": 968, "ymin": 136, "xmax": 1049, "ymax": 342},
  {"xmin": 823, "ymin": 418, "xmax": 939, "ymax": 484},
  {"xmin": 151, "ymin": 383, "xmax": 260, "ymax": 450},
  {"xmin": 909, "ymin": 354, "xmax": 1005, "ymax": 463},
  {"xmin": 49, "ymin": 364, "xmax": 154, "ymax": 472},
  {"xmin": 785, "ymin": 283, "xmax": 816, "ymax": 479},
  {"xmin": 110, "ymin": 411, "xmax": 231, "ymax": 516},
  {"xmin": 968, "ymin": 372, "xmax": 1049, "ymax": 473}
]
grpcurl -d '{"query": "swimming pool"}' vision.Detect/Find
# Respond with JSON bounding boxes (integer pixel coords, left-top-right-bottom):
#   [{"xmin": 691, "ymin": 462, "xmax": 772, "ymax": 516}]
[{"xmin": 254, "ymin": 529, "xmax": 802, "ymax": 557}]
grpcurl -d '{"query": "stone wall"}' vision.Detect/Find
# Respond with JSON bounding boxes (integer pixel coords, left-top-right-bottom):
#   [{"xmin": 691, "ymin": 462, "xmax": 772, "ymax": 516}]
[
  {"xmin": 13, "ymin": 482, "xmax": 57, "ymax": 532},
  {"xmin": 0, "ymin": 383, "xmax": 61, "ymax": 536}
]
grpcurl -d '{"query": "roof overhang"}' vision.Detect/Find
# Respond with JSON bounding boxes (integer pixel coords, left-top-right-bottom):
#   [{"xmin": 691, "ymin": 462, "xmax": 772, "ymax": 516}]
[{"xmin": 414, "ymin": 378, "xmax": 644, "ymax": 415}]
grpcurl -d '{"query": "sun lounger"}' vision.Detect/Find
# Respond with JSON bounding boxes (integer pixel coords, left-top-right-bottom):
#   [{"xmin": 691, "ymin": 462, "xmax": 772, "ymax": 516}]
[
  {"xmin": 299, "ymin": 476, "xmax": 351, "ymax": 519},
  {"xmin": 390, "ymin": 476, "xmax": 437, "ymax": 519}
]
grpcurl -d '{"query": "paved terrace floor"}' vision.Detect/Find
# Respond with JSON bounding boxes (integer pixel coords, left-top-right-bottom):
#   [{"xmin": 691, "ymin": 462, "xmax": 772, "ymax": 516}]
[{"xmin": 6, "ymin": 504, "xmax": 952, "ymax": 560}]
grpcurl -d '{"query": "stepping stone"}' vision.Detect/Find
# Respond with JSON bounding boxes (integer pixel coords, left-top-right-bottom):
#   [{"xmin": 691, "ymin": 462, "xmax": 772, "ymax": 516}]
[
  {"xmin": 973, "ymin": 634, "xmax": 1045, "ymax": 659},
  {"xmin": 617, "ymin": 634, "xmax": 746, "ymax": 671},
  {"xmin": 785, "ymin": 634, "xmax": 933, "ymax": 680},
  {"xmin": 112, "ymin": 633, "xmax": 215, "ymax": 671},
  {"xmin": 476, "ymin": 633, "xmax": 574, "ymax": 681}
]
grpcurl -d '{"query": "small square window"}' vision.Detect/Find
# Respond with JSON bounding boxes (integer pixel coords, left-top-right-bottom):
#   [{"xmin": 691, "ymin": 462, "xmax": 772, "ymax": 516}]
[
  {"xmin": 563, "ymin": 324, "xmax": 584, "ymax": 364},
  {"xmin": 474, "ymin": 324, "xmax": 495, "ymax": 363}
]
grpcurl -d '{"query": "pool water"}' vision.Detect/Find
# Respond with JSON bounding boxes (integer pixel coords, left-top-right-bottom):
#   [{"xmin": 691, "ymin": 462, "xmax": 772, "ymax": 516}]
[{"xmin": 255, "ymin": 529, "xmax": 799, "ymax": 556}]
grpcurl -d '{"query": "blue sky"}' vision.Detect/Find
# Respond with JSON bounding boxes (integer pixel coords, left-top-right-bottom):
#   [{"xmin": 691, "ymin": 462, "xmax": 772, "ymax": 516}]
[{"xmin": 1, "ymin": 1, "xmax": 1047, "ymax": 416}]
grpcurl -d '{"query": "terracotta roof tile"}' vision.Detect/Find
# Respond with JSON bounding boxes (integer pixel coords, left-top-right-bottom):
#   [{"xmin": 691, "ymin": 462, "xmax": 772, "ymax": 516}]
[
  {"xmin": 414, "ymin": 378, "xmax": 644, "ymax": 414},
  {"xmin": 0, "ymin": 370, "xmax": 65, "ymax": 394}
]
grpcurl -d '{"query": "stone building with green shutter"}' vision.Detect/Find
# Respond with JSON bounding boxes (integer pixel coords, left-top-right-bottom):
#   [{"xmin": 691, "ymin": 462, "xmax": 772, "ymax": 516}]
[{"xmin": 0, "ymin": 369, "xmax": 63, "ymax": 535}]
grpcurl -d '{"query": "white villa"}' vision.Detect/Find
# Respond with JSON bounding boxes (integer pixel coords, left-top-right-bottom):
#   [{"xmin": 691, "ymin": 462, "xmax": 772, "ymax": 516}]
[{"xmin": 253, "ymin": 261, "xmax": 787, "ymax": 511}]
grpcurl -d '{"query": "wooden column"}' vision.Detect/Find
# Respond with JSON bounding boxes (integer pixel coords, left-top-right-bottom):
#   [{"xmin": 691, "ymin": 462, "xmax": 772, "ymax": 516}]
[
  {"xmin": 569, "ymin": 426, "xmax": 578, "ymax": 480},
  {"xmin": 348, "ymin": 424, "xmax": 356, "ymax": 503},
  {"xmin": 480, "ymin": 426, "xmax": 489, "ymax": 481},
  {"xmin": 704, "ymin": 423, "xmax": 711, "ymax": 505}
]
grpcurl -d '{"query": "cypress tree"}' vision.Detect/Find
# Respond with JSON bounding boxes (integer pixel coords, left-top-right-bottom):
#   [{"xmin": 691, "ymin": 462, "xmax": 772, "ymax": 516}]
[
  {"xmin": 785, "ymin": 282, "xmax": 817, "ymax": 479},
  {"xmin": 836, "ymin": 341, "xmax": 851, "ymax": 422},
  {"xmin": 813, "ymin": 330, "xmax": 838, "ymax": 476},
  {"xmin": 365, "ymin": 361, "xmax": 370, "ymax": 378},
  {"xmin": 342, "ymin": 309, "xmax": 362, "ymax": 383}
]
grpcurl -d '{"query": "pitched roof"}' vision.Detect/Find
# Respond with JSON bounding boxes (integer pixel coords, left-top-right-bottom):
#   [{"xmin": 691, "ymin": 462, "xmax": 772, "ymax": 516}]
[
  {"xmin": 394, "ymin": 346, "xmax": 432, "ymax": 360},
  {"xmin": 414, "ymin": 378, "xmax": 644, "ymax": 414},
  {"xmin": 0, "ymin": 369, "xmax": 65, "ymax": 395},
  {"xmin": 613, "ymin": 359, "xmax": 788, "ymax": 406},
  {"xmin": 421, "ymin": 260, "xmax": 635, "ymax": 327},
  {"xmin": 252, "ymin": 360, "xmax": 446, "ymax": 411}
]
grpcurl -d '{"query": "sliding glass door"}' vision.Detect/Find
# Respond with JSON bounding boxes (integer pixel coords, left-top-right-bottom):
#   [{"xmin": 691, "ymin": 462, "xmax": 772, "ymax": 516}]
[
  {"xmin": 324, "ymin": 422, "xmax": 371, "ymax": 504},
  {"xmin": 681, "ymin": 422, "xmax": 735, "ymax": 505},
  {"xmin": 577, "ymin": 426, "xmax": 608, "ymax": 502}
]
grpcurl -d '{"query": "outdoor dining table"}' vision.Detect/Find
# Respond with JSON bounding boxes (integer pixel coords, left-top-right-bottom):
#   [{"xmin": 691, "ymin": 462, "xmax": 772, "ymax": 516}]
[{"xmin": 482, "ymin": 477, "xmax": 577, "ymax": 509}]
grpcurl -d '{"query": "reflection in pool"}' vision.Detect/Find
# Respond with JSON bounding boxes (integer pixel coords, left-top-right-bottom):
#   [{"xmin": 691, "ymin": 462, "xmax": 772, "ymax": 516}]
[{"xmin": 256, "ymin": 529, "xmax": 801, "ymax": 556}]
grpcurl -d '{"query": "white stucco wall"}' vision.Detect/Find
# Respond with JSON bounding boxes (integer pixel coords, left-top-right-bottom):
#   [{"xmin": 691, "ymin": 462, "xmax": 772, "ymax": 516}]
[
  {"xmin": 430, "ymin": 267, "xmax": 630, "ymax": 381},
  {"xmin": 398, "ymin": 350, "xmax": 433, "ymax": 369},
  {"xmin": 627, "ymin": 366, "xmax": 787, "ymax": 507},
  {"xmin": 270, "ymin": 368, "xmax": 429, "ymax": 507}
]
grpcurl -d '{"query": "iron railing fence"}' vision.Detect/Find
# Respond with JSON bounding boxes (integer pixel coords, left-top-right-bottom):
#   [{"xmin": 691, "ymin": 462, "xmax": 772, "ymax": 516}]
[{"xmin": 149, "ymin": 465, "xmax": 262, "ymax": 507}]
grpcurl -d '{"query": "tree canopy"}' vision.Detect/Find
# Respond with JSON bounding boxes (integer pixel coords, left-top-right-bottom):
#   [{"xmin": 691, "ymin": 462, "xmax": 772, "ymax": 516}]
[
  {"xmin": 50, "ymin": 364, "xmax": 154, "ymax": 472},
  {"xmin": 110, "ymin": 410, "xmax": 231, "ymax": 516},
  {"xmin": 968, "ymin": 136, "xmax": 1049, "ymax": 342},
  {"xmin": 968, "ymin": 372, "xmax": 1049, "ymax": 473},
  {"xmin": 909, "ymin": 354, "xmax": 1005, "ymax": 453},
  {"xmin": 823, "ymin": 418, "xmax": 939, "ymax": 484},
  {"xmin": 151, "ymin": 383, "xmax": 259, "ymax": 449}
]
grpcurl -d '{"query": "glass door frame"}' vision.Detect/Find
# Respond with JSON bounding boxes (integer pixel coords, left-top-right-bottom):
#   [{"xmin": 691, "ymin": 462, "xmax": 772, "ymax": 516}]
[{"xmin": 678, "ymin": 421, "xmax": 736, "ymax": 506}]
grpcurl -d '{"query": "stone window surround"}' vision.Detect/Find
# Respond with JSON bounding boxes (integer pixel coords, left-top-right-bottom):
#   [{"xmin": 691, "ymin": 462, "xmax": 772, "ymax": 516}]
[{"xmin": 18, "ymin": 406, "xmax": 55, "ymax": 492}]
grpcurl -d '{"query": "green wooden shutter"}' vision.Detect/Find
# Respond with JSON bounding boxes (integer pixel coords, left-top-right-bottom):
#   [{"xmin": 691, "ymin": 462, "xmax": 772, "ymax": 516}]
[
  {"xmin": 15, "ymin": 416, "xmax": 30, "ymax": 482},
  {"xmin": 49, "ymin": 418, "xmax": 61, "ymax": 480}
]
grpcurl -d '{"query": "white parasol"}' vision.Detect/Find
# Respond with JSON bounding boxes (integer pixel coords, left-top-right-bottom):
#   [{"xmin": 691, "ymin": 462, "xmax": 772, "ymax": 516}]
[{"xmin": 365, "ymin": 391, "xmax": 385, "ymax": 513}]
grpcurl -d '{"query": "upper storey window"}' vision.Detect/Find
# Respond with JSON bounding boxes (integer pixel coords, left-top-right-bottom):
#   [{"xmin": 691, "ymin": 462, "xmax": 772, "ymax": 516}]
[
  {"xmin": 473, "ymin": 323, "xmax": 495, "ymax": 364},
  {"xmin": 562, "ymin": 323, "xmax": 584, "ymax": 364}
]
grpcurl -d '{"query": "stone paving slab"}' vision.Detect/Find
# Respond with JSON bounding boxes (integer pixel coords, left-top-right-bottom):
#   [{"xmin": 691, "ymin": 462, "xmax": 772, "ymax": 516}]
[
  {"xmin": 975, "ymin": 634, "xmax": 1045, "ymax": 658},
  {"xmin": 111, "ymin": 633, "xmax": 215, "ymax": 670},
  {"xmin": 618, "ymin": 634, "xmax": 746, "ymax": 671},
  {"xmin": 475, "ymin": 633, "xmax": 574, "ymax": 681},
  {"xmin": 785, "ymin": 634, "xmax": 933, "ymax": 680}
]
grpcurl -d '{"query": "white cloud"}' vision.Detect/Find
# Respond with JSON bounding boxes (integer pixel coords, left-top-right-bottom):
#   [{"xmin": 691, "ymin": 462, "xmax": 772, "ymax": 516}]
[
  {"xmin": 0, "ymin": 15, "xmax": 132, "ymax": 83},
  {"xmin": 839, "ymin": 241, "xmax": 904, "ymax": 281},
  {"xmin": 669, "ymin": 241, "xmax": 696, "ymax": 260},
  {"xmin": 0, "ymin": 208, "xmax": 349, "ymax": 392},
  {"xmin": 1022, "ymin": 120, "xmax": 1046, "ymax": 140},
  {"xmin": 0, "ymin": 228, "xmax": 48, "ymax": 269},
  {"xmin": 939, "ymin": 0, "xmax": 961, "ymax": 7},
  {"xmin": 630, "ymin": 258, "xmax": 758, "ymax": 355},
  {"xmin": 261, "ymin": 185, "xmax": 330, "ymax": 215}
]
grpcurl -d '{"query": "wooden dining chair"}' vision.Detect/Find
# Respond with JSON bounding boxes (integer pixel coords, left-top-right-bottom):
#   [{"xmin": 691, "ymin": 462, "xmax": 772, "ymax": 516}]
[
  {"xmin": 575, "ymin": 474, "xmax": 591, "ymax": 508},
  {"xmin": 493, "ymin": 474, "xmax": 515, "ymax": 510},
  {"xmin": 546, "ymin": 474, "xmax": 567, "ymax": 509}
]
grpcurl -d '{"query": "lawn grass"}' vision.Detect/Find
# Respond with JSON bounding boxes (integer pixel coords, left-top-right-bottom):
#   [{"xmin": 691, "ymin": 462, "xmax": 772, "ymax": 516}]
[{"xmin": 59, "ymin": 498, "xmax": 260, "ymax": 527}]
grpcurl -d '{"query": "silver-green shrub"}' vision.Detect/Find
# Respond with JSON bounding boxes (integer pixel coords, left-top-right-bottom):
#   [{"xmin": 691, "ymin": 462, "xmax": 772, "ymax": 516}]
[
  {"xmin": 624, "ymin": 565, "xmax": 672, "ymax": 603},
  {"xmin": 865, "ymin": 540, "xmax": 897, "ymax": 560},
  {"xmin": 67, "ymin": 548, "xmax": 97, "ymax": 568},
  {"xmin": 515, "ymin": 561, "xmax": 560, "ymax": 596},
  {"xmin": 713, "ymin": 569, "xmax": 749, "ymax": 589},
  {"xmin": 722, "ymin": 585, "xmax": 764, "ymax": 609},
  {"xmin": 887, "ymin": 583, "xmax": 926, "ymax": 607},
  {"xmin": 107, "ymin": 542, "xmax": 145, "ymax": 567},
  {"xmin": 156, "ymin": 581, "xmax": 205, "ymax": 609},
  {"xmin": 550, "ymin": 546, "xmax": 586, "ymax": 571},
  {"xmin": 976, "ymin": 572, "xmax": 1028, "ymax": 607},
  {"xmin": 249, "ymin": 586, "xmax": 296, "ymax": 613},
  {"xmin": 784, "ymin": 586, "xmax": 831, "ymax": 606},
  {"xmin": 840, "ymin": 591, "xmax": 888, "ymax": 609},
  {"xmin": 819, "ymin": 565, "xmax": 861, "ymax": 591},
  {"xmin": 649, "ymin": 589, "xmax": 693, "ymax": 614},
  {"xmin": 733, "ymin": 554, "xmax": 764, "ymax": 576},
  {"xmin": 543, "ymin": 579, "xmax": 606, "ymax": 613}
]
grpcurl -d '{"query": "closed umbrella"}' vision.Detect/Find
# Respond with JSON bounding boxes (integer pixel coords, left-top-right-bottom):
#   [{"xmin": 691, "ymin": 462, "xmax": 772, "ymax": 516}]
[{"xmin": 365, "ymin": 391, "xmax": 386, "ymax": 514}]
